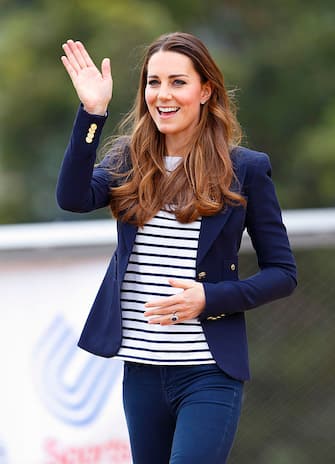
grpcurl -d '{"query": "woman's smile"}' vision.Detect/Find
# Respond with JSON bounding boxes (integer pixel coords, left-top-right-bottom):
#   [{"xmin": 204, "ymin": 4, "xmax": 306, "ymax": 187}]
[{"xmin": 157, "ymin": 106, "xmax": 180, "ymax": 117}]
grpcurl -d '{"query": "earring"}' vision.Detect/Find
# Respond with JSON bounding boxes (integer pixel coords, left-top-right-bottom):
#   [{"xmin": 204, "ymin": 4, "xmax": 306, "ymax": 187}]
[{"xmin": 201, "ymin": 93, "xmax": 209, "ymax": 105}]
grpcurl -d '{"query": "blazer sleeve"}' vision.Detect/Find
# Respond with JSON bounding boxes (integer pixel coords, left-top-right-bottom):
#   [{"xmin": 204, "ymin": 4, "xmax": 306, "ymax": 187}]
[
  {"xmin": 199, "ymin": 153, "xmax": 297, "ymax": 319},
  {"xmin": 56, "ymin": 105, "xmax": 113, "ymax": 212}
]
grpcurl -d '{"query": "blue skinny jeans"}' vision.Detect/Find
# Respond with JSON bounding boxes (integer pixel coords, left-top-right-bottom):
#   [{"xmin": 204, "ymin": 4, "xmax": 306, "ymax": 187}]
[{"xmin": 122, "ymin": 362, "xmax": 244, "ymax": 464}]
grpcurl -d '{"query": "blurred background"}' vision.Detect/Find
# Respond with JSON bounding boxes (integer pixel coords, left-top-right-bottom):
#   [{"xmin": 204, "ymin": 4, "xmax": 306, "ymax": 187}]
[
  {"xmin": 0, "ymin": 0, "xmax": 334, "ymax": 463},
  {"xmin": 1, "ymin": 0, "xmax": 335, "ymax": 222}
]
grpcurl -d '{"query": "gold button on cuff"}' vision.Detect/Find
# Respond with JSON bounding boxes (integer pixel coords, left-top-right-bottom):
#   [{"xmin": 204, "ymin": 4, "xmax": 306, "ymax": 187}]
[
  {"xmin": 86, "ymin": 123, "xmax": 97, "ymax": 142},
  {"xmin": 206, "ymin": 313, "xmax": 226, "ymax": 321},
  {"xmin": 230, "ymin": 264, "xmax": 236, "ymax": 271},
  {"xmin": 198, "ymin": 271, "xmax": 207, "ymax": 280}
]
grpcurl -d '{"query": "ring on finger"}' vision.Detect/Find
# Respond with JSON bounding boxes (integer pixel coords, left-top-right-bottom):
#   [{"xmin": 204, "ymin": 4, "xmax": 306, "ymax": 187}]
[{"xmin": 170, "ymin": 313, "xmax": 179, "ymax": 322}]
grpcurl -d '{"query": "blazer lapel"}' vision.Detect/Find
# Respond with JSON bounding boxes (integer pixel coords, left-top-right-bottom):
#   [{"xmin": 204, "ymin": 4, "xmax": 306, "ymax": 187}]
[
  {"xmin": 197, "ymin": 207, "xmax": 233, "ymax": 264},
  {"xmin": 117, "ymin": 221, "xmax": 138, "ymax": 279},
  {"xmin": 120, "ymin": 221, "xmax": 138, "ymax": 253}
]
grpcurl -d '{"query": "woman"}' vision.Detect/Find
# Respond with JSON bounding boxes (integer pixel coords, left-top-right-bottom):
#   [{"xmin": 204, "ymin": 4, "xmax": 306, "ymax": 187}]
[{"xmin": 57, "ymin": 32, "xmax": 297, "ymax": 464}]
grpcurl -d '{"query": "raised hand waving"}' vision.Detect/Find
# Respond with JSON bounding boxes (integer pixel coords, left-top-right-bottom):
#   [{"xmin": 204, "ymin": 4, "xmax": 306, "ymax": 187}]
[{"xmin": 61, "ymin": 40, "xmax": 112, "ymax": 116}]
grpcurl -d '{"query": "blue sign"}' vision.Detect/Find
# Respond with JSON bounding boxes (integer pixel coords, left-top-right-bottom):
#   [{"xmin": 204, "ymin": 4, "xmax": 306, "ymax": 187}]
[
  {"xmin": 33, "ymin": 315, "xmax": 122, "ymax": 426},
  {"xmin": 0, "ymin": 440, "xmax": 8, "ymax": 464}
]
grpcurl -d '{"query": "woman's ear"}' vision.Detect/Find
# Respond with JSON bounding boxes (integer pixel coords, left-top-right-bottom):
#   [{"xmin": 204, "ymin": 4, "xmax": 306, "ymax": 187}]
[{"xmin": 200, "ymin": 82, "xmax": 212, "ymax": 104}]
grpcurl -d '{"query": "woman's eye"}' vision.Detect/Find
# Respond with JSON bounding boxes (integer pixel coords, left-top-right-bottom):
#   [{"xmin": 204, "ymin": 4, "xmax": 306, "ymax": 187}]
[
  {"xmin": 173, "ymin": 79, "xmax": 186, "ymax": 86},
  {"xmin": 148, "ymin": 79, "xmax": 159, "ymax": 86}
]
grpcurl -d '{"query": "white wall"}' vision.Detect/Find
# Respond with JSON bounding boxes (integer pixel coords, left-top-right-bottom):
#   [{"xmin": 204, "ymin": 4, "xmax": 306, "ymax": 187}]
[{"xmin": 0, "ymin": 245, "xmax": 131, "ymax": 464}]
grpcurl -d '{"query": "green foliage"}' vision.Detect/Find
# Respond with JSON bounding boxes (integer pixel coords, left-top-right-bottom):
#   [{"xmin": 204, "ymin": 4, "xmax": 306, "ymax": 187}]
[
  {"xmin": 0, "ymin": 0, "xmax": 174, "ymax": 222},
  {"xmin": 290, "ymin": 103, "xmax": 335, "ymax": 206},
  {"xmin": 0, "ymin": 0, "xmax": 334, "ymax": 223}
]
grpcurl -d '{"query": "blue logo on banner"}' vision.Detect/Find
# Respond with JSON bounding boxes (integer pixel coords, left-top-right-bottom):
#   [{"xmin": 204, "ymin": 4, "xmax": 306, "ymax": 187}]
[
  {"xmin": 0, "ymin": 440, "xmax": 8, "ymax": 464},
  {"xmin": 33, "ymin": 315, "xmax": 122, "ymax": 426}
]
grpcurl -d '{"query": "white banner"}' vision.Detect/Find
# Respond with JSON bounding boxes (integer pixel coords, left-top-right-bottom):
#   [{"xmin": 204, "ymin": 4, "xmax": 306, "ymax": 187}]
[{"xmin": 1, "ymin": 250, "xmax": 131, "ymax": 464}]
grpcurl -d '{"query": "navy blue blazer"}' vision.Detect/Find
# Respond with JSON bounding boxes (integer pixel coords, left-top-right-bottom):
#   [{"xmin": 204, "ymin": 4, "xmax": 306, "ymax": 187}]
[{"xmin": 57, "ymin": 106, "xmax": 297, "ymax": 381}]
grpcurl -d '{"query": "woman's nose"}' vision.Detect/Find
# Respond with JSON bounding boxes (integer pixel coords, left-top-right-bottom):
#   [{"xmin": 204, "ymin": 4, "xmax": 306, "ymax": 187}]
[{"xmin": 157, "ymin": 84, "xmax": 172, "ymax": 100}]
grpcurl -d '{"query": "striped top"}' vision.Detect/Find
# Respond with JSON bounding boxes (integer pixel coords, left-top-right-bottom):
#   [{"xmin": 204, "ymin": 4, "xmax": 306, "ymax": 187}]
[{"xmin": 115, "ymin": 156, "xmax": 214, "ymax": 365}]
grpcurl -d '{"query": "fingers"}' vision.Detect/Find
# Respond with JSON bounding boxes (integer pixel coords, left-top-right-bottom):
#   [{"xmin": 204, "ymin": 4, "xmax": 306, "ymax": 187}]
[
  {"xmin": 61, "ymin": 40, "xmax": 112, "ymax": 84},
  {"xmin": 75, "ymin": 40, "xmax": 96, "ymax": 67},
  {"xmin": 145, "ymin": 305, "xmax": 198, "ymax": 326},
  {"xmin": 148, "ymin": 313, "xmax": 181, "ymax": 326},
  {"xmin": 143, "ymin": 296, "xmax": 193, "ymax": 323},
  {"xmin": 60, "ymin": 55, "xmax": 77, "ymax": 81},
  {"xmin": 101, "ymin": 57, "xmax": 112, "ymax": 81},
  {"xmin": 145, "ymin": 308, "xmax": 184, "ymax": 325},
  {"xmin": 62, "ymin": 40, "xmax": 81, "ymax": 73},
  {"xmin": 144, "ymin": 279, "xmax": 196, "ymax": 310},
  {"xmin": 143, "ymin": 280, "xmax": 205, "ymax": 325},
  {"xmin": 61, "ymin": 39, "xmax": 97, "ymax": 72},
  {"xmin": 144, "ymin": 294, "xmax": 180, "ymax": 311},
  {"xmin": 68, "ymin": 40, "xmax": 87, "ymax": 68},
  {"xmin": 168, "ymin": 278, "xmax": 194, "ymax": 289},
  {"xmin": 144, "ymin": 298, "xmax": 182, "ymax": 323}
]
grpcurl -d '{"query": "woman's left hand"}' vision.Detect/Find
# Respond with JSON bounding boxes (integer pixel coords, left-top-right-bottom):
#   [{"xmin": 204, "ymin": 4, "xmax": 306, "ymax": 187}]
[{"xmin": 144, "ymin": 279, "xmax": 206, "ymax": 325}]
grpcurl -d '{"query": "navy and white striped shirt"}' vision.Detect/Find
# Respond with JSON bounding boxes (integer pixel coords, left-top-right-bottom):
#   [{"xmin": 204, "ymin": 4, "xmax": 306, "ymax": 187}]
[{"xmin": 115, "ymin": 156, "xmax": 214, "ymax": 365}]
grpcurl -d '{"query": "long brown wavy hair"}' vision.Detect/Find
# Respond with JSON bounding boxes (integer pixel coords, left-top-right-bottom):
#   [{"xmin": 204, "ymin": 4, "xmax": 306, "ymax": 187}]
[{"xmin": 106, "ymin": 32, "xmax": 245, "ymax": 226}]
